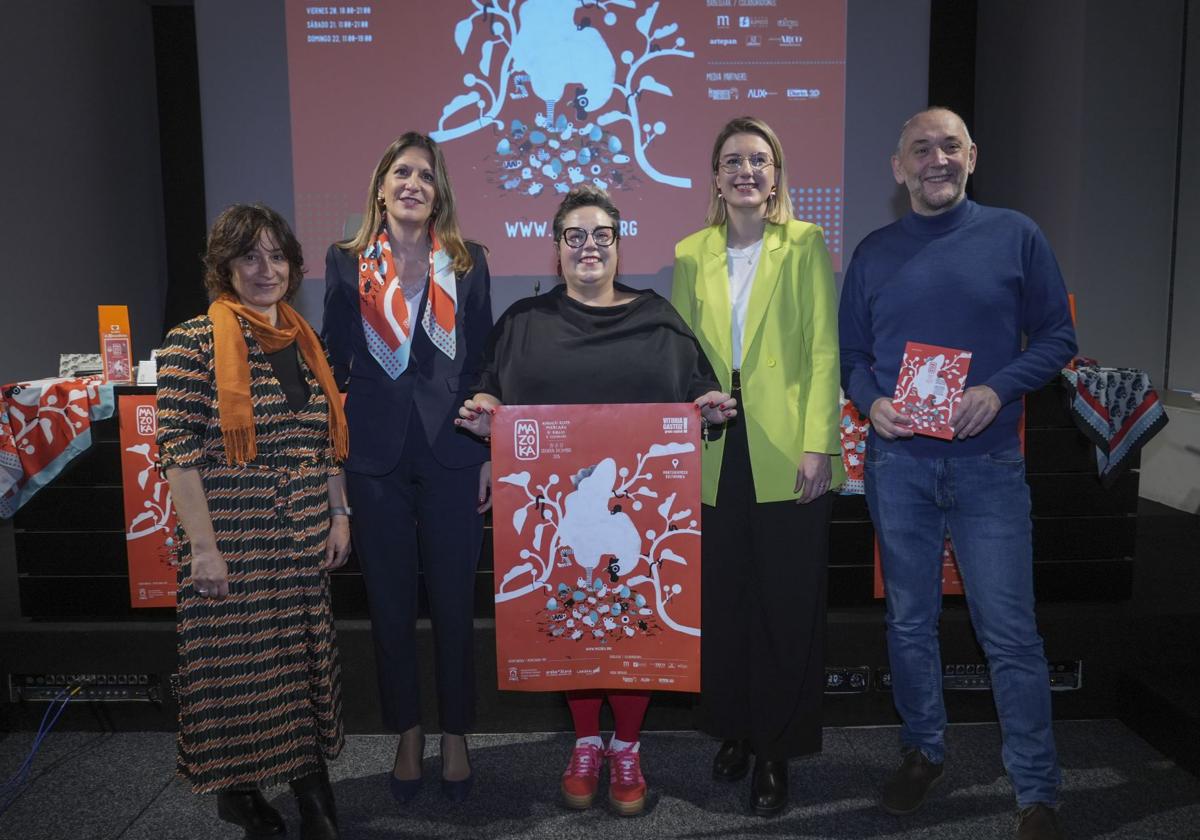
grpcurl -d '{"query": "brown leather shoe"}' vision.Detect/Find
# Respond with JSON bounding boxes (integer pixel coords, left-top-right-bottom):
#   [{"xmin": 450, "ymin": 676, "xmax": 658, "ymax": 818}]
[
  {"xmin": 1017, "ymin": 803, "xmax": 1063, "ymax": 840},
  {"xmin": 880, "ymin": 748, "xmax": 944, "ymax": 815}
]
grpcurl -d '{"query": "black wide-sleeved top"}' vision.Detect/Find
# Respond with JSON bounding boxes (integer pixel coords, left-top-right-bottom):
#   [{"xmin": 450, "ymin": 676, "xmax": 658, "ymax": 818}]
[{"xmin": 476, "ymin": 283, "xmax": 719, "ymax": 405}]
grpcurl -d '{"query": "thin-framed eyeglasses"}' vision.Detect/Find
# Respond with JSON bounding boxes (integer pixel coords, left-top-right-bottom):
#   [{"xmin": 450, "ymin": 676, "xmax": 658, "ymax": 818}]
[
  {"xmin": 561, "ymin": 226, "xmax": 617, "ymax": 248},
  {"xmin": 718, "ymin": 154, "xmax": 775, "ymax": 173}
]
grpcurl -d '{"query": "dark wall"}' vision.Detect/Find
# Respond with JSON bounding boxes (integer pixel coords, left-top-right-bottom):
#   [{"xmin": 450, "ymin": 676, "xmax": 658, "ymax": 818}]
[
  {"xmin": 1169, "ymin": 0, "xmax": 1200, "ymax": 392},
  {"xmin": 973, "ymin": 0, "xmax": 1185, "ymax": 388},
  {"xmin": 0, "ymin": 1, "xmax": 168, "ymax": 386}
]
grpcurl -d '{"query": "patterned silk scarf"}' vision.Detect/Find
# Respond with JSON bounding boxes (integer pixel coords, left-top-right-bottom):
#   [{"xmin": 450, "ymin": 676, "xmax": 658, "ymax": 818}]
[{"xmin": 358, "ymin": 226, "xmax": 458, "ymax": 379}]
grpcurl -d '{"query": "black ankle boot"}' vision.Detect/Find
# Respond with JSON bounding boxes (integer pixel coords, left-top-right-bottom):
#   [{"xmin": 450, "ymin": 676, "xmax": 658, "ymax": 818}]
[
  {"xmin": 750, "ymin": 758, "xmax": 789, "ymax": 817},
  {"xmin": 712, "ymin": 739, "xmax": 752, "ymax": 782},
  {"xmin": 216, "ymin": 789, "xmax": 285, "ymax": 837},
  {"xmin": 290, "ymin": 764, "xmax": 339, "ymax": 840}
]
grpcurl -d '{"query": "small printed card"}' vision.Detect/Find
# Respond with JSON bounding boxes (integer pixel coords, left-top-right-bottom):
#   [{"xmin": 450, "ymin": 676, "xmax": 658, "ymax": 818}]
[
  {"xmin": 892, "ymin": 341, "xmax": 973, "ymax": 440},
  {"xmin": 98, "ymin": 305, "xmax": 133, "ymax": 384}
]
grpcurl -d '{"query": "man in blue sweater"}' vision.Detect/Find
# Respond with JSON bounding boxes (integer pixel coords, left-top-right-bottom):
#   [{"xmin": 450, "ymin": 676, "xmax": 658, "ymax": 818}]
[{"xmin": 839, "ymin": 108, "xmax": 1076, "ymax": 840}]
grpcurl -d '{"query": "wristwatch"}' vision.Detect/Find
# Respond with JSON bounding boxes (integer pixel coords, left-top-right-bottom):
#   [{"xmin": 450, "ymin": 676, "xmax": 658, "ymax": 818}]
[{"xmin": 329, "ymin": 506, "xmax": 353, "ymax": 519}]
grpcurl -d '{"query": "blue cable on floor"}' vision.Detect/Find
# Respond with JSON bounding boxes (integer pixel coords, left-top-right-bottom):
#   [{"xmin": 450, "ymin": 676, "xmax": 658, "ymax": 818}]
[{"xmin": 0, "ymin": 684, "xmax": 81, "ymax": 817}]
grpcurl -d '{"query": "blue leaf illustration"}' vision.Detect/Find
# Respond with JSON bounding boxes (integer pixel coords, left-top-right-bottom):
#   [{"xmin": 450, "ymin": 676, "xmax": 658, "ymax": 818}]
[
  {"xmin": 635, "ymin": 1, "xmax": 659, "ymax": 38},
  {"xmin": 651, "ymin": 23, "xmax": 678, "ymax": 40},
  {"xmin": 441, "ymin": 91, "xmax": 483, "ymax": 120},
  {"xmin": 480, "ymin": 39, "xmax": 495, "ymax": 75},
  {"xmin": 596, "ymin": 110, "xmax": 626, "ymax": 126},
  {"xmin": 637, "ymin": 75, "xmax": 673, "ymax": 97},
  {"xmin": 660, "ymin": 548, "xmax": 687, "ymax": 565},
  {"xmin": 498, "ymin": 471, "xmax": 531, "ymax": 487},
  {"xmin": 454, "ymin": 17, "xmax": 474, "ymax": 53},
  {"xmin": 646, "ymin": 442, "xmax": 693, "ymax": 457},
  {"xmin": 657, "ymin": 492, "xmax": 677, "ymax": 520}
]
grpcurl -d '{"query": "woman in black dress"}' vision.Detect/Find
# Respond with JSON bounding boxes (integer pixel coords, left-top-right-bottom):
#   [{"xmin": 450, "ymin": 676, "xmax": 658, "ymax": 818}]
[{"xmin": 456, "ymin": 185, "xmax": 735, "ymax": 816}]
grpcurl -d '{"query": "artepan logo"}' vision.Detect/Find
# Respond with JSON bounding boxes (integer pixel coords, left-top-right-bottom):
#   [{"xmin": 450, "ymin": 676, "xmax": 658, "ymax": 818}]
[
  {"xmin": 662, "ymin": 417, "xmax": 688, "ymax": 434},
  {"xmin": 136, "ymin": 405, "xmax": 156, "ymax": 436},
  {"xmin": 514, "ymin": 419, "xmax": 539, "ymax": 460}
]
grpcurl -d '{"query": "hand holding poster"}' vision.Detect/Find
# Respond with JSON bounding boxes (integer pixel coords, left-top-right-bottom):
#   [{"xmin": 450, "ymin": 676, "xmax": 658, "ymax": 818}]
[{"xmin": 491, "ymin": 403, "xmax": 701, "ymax": 692}]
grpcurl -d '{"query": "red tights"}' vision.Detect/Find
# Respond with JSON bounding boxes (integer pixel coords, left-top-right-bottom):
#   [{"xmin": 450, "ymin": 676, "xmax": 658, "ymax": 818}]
[{"xmin": 565, "ymin": 689, "xmax": 650, "ymax": 742}]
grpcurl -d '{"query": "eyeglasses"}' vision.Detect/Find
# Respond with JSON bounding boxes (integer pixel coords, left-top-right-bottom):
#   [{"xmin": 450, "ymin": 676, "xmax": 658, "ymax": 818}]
[
  {"xmin": 560, "ymin": 226, "xmax": 617, "ymax": 248},
  {"xmin": 718, "ymin": 154, "xmax": 775, "ymax": 173}
]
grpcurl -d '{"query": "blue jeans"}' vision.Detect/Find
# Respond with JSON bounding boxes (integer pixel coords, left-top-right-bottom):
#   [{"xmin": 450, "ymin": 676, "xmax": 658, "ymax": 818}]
[{"xmin": 865, "ymin": 441, "xmax": 1061, "ymax": 808}]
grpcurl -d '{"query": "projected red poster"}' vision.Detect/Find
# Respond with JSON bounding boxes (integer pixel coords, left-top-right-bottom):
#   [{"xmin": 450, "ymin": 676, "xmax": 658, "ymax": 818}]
[
  {"xmin": 286, "ymin": 1, "xmax": 847, "ymax": 276},
  {"xmin": 118, "ymin": 394, "xmax": 178, "ymax": 608},
  {"xmin": 491, "ymin": 403, "xmax": 701, "ymax": 692}
]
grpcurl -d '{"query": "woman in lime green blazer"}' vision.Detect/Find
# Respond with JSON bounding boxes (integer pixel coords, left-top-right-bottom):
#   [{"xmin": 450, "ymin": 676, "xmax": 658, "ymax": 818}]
[{"xmin": 671, "ymin": 116, "xmax": 844, "ymax": 817}]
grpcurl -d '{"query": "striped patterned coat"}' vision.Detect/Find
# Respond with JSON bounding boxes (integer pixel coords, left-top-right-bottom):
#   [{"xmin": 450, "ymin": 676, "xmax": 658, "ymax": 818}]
[{"xmin": 156, "ymin": 315, "xmax": 344, "ymax": 794}]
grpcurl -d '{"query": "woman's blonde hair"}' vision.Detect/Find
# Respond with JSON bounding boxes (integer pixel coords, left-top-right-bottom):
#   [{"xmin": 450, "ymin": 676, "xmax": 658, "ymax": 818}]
[
  {"xmin": 704, "ymin": 116, "xmax": 794, "ymax": 228},
  {"xmin": 340, "ymin": 132, "xmax": 473, "ymax": 274}
]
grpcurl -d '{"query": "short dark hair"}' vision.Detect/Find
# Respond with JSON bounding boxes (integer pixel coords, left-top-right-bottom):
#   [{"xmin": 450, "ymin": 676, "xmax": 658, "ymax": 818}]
[
  {"xmin": 203, "ymin": 204, "xmax": 305, "ymax": 303},
  {"xmin": 551, "ymin": 185, "xmax": 621, "ymax": 279},
  {"xmin": 551, "ymin": 184, "xmax": 621, "ymax": 242}
]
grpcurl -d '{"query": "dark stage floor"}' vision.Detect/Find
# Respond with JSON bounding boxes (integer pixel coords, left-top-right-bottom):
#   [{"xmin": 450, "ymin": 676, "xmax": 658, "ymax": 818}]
[{"xmin": 1, "ymin": 719, "xmax": 1198, "ymax": 839}]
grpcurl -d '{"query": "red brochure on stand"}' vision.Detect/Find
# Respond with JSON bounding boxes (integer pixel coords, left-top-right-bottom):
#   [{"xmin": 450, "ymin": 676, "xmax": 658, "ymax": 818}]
[{"xmin": 892, "ymin": 341, "xmax": 973, "ymax": 440}]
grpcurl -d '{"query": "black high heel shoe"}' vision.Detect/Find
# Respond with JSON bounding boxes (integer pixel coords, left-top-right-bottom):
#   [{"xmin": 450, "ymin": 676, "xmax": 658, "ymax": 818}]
[
  {"xmin": 389, "ymin": 729, "xmax": 424, "ymax": 805},
  {"xmin": 440, "ymin": 734, "xmax": 474, "ymax": 803},
  {"xmin": 216, "ymin": 788, "xmax": 285, "ymax": 838},
  {"xmin": 291, "ymin": 762, "xmax": 339, "ymax": 840}
]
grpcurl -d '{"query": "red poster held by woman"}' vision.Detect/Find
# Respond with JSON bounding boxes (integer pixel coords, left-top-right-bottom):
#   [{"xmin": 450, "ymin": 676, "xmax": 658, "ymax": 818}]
[{"xmin": 491, "ymin": 403, "xmax": 702, "ymax": 692}]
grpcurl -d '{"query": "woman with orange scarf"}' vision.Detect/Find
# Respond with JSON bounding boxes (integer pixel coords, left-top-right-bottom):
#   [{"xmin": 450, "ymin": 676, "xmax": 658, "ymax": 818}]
[{"xmin": 158, "ymin": 204, "xmax": 349, "ymax": 840}]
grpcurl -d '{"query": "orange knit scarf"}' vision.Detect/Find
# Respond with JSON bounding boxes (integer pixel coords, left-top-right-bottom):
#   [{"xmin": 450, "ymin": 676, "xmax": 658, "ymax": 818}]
[{"xmin": 208, "ymin": 295, "xmax": 348, "ymax": 465}]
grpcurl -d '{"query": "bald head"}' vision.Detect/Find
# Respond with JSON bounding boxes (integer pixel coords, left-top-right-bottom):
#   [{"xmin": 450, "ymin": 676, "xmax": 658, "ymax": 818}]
[
  {"xmin": 896, "ymin": 108, "xmax": 972, "ymax": 155},
  {"xmin": 891, "ymin": 108, "xmax": 977, "ymax": 216}
]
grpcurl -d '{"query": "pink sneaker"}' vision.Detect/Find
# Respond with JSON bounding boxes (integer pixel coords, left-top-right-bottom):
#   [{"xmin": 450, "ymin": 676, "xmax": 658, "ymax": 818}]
[
  {"xmin": 607, "ymin": 744, "xmax": 647, "ymax": 816},
  {"xmin": 561, "ymin": 742, "xmax": 603, "ymax": 809}
]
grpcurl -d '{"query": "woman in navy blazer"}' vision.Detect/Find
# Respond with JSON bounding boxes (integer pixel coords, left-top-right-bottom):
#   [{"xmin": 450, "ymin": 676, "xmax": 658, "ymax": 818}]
[{"xmin": 322, "ymin": 132, "xmax": 492, "ymax": 804}]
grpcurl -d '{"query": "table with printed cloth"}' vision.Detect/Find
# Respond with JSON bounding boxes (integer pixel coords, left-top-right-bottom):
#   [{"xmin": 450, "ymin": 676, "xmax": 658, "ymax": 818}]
[
  {"xmin": 1060, "ymin": 366, "xmax": 1169, "ymax": 488},
  {"xmin": 0, "ymin": 377, "xmax": 115, "ymax": 519}
]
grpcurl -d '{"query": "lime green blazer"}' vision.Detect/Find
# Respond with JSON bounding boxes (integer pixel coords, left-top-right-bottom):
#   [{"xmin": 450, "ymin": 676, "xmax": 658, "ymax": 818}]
[{"xmin": 671, "ymin": 220, "xmax": 845, "ymax": 505}]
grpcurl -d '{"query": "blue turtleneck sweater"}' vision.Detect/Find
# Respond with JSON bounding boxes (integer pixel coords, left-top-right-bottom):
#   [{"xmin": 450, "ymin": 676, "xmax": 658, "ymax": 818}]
[{"xmin": 839, "ymin": 199, "xmax": 1077, "ymax": 458}]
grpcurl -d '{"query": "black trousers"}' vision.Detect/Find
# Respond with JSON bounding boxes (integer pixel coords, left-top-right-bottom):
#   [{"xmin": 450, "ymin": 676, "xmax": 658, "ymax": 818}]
[
  {"xmin": 346, "ymin": 408, "xmax": 483, "ymax": 735},
  {"xmin": 698, "ymin": 394, "xmax": 833, "ymax": 760}
]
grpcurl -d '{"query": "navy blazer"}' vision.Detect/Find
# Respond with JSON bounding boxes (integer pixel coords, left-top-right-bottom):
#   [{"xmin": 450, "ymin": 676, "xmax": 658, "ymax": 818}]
[{"xmin": 322, "ymin": 240, "xmax": 493, "ymax": 476}]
